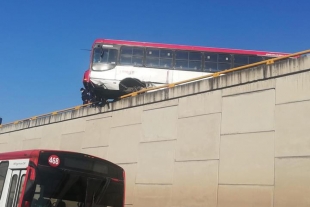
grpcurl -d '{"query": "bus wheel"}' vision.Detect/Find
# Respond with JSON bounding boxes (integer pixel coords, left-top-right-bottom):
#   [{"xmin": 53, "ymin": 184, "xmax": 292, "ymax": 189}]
[{"xmin": 119, "ymin": 78, "xmax": 146, "ymax": 94}]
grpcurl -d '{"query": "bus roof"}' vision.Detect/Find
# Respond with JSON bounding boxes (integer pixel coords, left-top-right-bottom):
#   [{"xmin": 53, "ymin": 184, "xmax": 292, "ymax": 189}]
[
  {"xmin": 0, "ymin": 149, "xmax": 98, "ymax": 160},
  {"xmin": 0, "ymin": 150, "xmax": 40, "ymax": 160},
  {"xmin": 93, "ymin": 38, "xmax": 289, "ymax": 57}
]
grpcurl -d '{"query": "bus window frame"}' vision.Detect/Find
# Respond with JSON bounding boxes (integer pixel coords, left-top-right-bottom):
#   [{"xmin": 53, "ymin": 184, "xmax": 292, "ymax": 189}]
[
  {"xmin": 144, "ymin": 47, "xmax": 174, "ymax": 69},
  {"xmin": 0, "ymin": 161, "xmax": 9, "ymax": 198},
  {"xmin": 5, "ymin": 169, "xmax": 27, "ymax": 207},
  {"xmin": 119, "ymin": 46, "xmax": 145, "ymax": 67},
  {"xmin": 6, "ymin": 173, "xmax": 18, "ymax": 207},
  {"xmin": 15, "ymin": 174, "xmax": 26, "ymax": 207},
  {"xmin": 174, "ymin": 50, "xmax": 203, "ymax": 72}
]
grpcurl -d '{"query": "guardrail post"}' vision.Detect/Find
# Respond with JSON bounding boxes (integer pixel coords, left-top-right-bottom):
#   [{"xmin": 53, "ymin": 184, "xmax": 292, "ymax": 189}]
[
  {"xmin": 131, "ymin": 92, "xmax": 138, "ymax": 97},
  {"xmin": 266, "ymin": 60, "xmax": 274, "ymax": 65},
  {"xmin": 213, "ymin": 72, "xmax": 220, "ymax": 78}
]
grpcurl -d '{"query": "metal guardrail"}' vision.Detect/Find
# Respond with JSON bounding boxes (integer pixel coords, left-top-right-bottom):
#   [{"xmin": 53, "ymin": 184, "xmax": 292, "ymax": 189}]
[
  {"xmin": 1, "ymin": 49, "xmax": 309, "ymax": 128},
  {"xmin": 0, "ymin": 102, "xmax": 94, "ymax": 128}
]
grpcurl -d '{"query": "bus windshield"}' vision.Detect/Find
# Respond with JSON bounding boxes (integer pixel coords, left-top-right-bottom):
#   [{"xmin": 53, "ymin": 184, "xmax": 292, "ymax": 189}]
[
  {"xmin": 92, "ymin": 47, "xmax": 118, "ymax": 64},
  {"xmin": 29, "ymin": 165, "xmax": 124, "ymax": 207}
]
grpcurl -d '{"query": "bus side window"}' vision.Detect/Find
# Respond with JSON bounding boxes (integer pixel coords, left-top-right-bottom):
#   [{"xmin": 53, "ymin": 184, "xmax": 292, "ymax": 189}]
[
  {"xmin": 159, "ymin": 49, "xmax": 173, "ymax": 69},
  {"xmin": 233, "ymin": 55, "xmax": 249, "ymax": 67},
  {"xmin": 0, "ymin": 161, "xmax": 9, "ymax": 199},
  {"xmin": 6, "ymin": 175, "xmax": 18, "ymax": 207},
  {"xmin": 120, "ymin": 46, "xmax": 144, "ymax": 66},
  {"xmin": 249, "ymin": 56, "xmax": 264, "ymax": 64},
  {"xmin": 15, "ymin": 175, "xmax": 25, "ymax": 207},
  {"xmin": 263, "ymin": 56, "xmax": 274, "ymax": 60},
  {"xmin": 175, "ymin": 51, "xmax": 189, "ymax": 70},
  {"xmin": 188, "ymin": 52, "xmax": 202, "ymax": 71},
  {"xmin": 204, "ymin": 53, "xmax": 219, "ymax": 72},
  {"xmin": 145, "ymin": 48, "xmax": 160, "ymax": 68},
  {"xmin": 218, "ymin": 54, "xmax": 232, "ymax": 71},
  {"xmin": 175, "ymin": 51, "xmax": 202, "ymax": 71}
]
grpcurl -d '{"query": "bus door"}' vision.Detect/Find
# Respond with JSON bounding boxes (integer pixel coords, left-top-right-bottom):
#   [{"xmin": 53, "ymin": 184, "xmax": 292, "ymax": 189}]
[{"xmin": 0, "ymin": 159, "xmax": 28, "ymax": 207}]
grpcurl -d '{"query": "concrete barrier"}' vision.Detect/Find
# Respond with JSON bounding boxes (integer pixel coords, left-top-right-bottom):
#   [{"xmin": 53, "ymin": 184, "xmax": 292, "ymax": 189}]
[{"xmin": 1, "ymin": 56, "xmax": 310, "ymax": 207}]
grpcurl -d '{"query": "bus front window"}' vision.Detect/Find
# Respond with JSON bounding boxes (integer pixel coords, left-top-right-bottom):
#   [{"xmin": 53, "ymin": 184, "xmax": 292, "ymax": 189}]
[
  {"xmin": 92, "ymin": 48, "xmax": 118, "ymax": 64},
  {"xmin": 27, "ymin": 166, "xmax": 123, "ymax": 207},
  {"xmin": 92, "ymin": 47, "xmax": 119, "ymax": 71}
]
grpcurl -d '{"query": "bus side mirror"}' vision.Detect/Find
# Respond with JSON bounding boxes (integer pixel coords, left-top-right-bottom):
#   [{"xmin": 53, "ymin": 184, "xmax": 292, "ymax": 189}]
[{"xmin": 0, "ymin": 117, "xmax": 2, "ymax": 125}]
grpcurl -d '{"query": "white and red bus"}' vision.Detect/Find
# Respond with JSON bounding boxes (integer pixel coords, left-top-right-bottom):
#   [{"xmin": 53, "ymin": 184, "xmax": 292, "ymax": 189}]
[
  {"xmin": 83, "ymin": 38, "xmax": 289, "ymax": 99},
  {"xmin": 0, "ymin": 150, "xmax": 125, "ymax": 207}
]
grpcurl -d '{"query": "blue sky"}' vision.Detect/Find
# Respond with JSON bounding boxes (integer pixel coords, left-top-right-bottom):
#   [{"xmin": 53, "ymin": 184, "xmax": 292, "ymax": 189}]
[{"xmin": 0, "ymin": 0, "xmax": 309, "ymax": 124}]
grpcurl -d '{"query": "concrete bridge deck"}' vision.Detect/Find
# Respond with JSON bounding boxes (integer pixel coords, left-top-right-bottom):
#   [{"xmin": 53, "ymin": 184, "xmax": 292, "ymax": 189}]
[{"xmin": 1, "ymin": 55, "xmax": 310, "ymax": 207}]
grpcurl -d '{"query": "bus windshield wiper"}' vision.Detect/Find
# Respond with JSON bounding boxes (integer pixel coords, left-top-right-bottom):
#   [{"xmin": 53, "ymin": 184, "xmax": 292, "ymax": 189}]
[
  {"xmin": 89, "ymin": 178, "xmax": 111, "ymax": 207},
  {"xmin": 94, "ymin": 178, "xmax": 110, "ymax": 205}
]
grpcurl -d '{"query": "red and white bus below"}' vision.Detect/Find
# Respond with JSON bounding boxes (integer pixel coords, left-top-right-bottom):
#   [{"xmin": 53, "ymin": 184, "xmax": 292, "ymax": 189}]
[
  {"xmin": 83, "ymin": 38, "xmax": 289, "ymax": 99},
  {"xmin": 0, "ymin": 150, "xmax": 125, "ymax": 207}
]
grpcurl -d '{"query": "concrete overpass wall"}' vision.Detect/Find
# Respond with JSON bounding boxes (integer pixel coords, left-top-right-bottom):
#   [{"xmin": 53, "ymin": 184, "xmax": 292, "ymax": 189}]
[{"xmin": 1, "ymin": 56, "xmax": 310, "ymax": 207}]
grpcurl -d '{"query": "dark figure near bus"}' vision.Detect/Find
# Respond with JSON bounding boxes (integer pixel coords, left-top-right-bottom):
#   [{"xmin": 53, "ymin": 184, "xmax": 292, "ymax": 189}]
[{"xmin": 80, "ymin": 88, "xmax": 90, "ymax": 104}]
